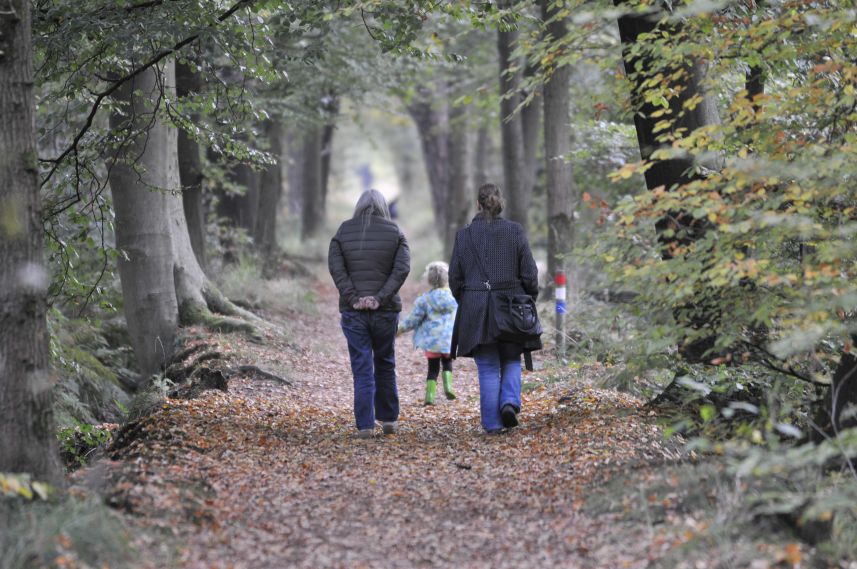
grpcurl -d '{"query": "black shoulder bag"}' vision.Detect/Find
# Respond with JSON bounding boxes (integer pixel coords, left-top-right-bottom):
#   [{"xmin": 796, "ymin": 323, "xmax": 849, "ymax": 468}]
[{"xmin": 465, "ymin": 228, "xmax": 542, "ymax": 368}]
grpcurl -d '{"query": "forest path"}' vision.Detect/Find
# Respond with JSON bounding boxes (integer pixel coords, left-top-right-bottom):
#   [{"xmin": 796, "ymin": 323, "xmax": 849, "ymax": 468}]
[{"xmin": 109, "ymin": 279, "xmax": 674, "ymax": 569}]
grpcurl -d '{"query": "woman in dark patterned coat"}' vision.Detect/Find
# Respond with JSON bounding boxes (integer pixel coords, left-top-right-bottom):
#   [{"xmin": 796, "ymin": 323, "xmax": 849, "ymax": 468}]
[{"xmin": 449, "ymin": 183, "xmax": 541, "ymax": 433}]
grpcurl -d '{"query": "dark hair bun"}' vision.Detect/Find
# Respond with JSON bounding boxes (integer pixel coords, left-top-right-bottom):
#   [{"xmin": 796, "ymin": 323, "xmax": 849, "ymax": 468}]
[{"xmin": 477, "ymin": 183, "xmax": 504, "ymax": 220}]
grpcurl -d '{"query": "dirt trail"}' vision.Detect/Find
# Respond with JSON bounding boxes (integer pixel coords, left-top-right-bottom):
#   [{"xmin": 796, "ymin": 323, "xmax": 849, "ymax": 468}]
[{"xmin": 104, "ymin": 281, "xmax": 675, "ymax": 568}]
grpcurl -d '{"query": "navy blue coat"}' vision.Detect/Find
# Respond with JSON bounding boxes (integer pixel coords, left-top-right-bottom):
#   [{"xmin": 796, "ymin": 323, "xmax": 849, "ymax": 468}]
[
  {"xmin": 448, "ymin": 214, "xmax": 540, "ymax": 358},
  {"xmin": 328, "ymin": 215, "xmax": 410, "ymax": 312}
]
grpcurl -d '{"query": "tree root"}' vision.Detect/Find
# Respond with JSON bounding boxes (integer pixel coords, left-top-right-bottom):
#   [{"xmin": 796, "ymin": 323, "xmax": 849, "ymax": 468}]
[
  {"xmin": 202, "ymin": 285, "xmax": 264, "ymax": 323},
  {"xmin": 232, "ymin": 364, "xmax": 291, "ymax": 386},
  {"xmin": 169, "ymin": 367, "xmax": 229, "ymax": 400},
  {"xmin": 179, "ymin": 299, "xmax": 265, "ymax": 343},
  {"xmin": 166, "ymin": 350, "xmax": 226, "ymax": 383}
]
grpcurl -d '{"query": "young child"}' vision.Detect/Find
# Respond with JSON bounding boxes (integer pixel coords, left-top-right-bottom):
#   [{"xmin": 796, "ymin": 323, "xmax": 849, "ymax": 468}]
[{"xmin": 398, "ymin": 261, "xmax": 458, "ymax": 405}]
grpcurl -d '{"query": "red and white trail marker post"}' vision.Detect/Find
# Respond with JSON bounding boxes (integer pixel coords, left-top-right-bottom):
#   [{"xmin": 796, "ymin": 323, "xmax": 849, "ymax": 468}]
[{"xmin": 555, "ymin": 271, "xmax": 567, "ymax": 358}]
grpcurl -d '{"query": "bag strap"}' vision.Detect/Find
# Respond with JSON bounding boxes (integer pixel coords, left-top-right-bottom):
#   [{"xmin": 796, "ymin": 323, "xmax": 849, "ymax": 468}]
[
  {"xmin": 464, "ymin": 226, "xmax": 520, "ymax": 291},
  {"xmin": 464, "ymin": 226, "xmax": 492, "ymax": 290}
]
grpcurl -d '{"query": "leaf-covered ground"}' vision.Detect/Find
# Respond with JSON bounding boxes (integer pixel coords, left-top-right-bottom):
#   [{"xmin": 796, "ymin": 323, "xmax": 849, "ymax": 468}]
[{"xmin": 79, "ymin": 281, "xmax": 790, "ymax": 568}]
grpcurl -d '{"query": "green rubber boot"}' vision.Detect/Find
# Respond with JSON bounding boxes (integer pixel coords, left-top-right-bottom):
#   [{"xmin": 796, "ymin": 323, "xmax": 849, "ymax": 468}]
[
  {"xmin": 442, "ymin": 371, "xmax": 456, "ymax": 400},
  {"xmin": 424, "ymin": 380, "xmax": 437, "ymax": 406}
]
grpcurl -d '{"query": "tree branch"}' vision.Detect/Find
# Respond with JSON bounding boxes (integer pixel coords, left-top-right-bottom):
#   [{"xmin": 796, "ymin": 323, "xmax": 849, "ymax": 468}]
[
  {"xmin": 40, "ymin": 0, "xmax": 254, "ymax": 191},
  {"xmin": 125, "ymin": 0, "xmax": 164, "ymax": 12}
]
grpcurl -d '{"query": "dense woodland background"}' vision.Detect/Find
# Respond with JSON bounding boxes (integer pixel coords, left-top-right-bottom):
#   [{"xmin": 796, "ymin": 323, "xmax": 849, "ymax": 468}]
[{"xmin": 3, "ymin": 0, "xmax": 857, "ymax": 566}]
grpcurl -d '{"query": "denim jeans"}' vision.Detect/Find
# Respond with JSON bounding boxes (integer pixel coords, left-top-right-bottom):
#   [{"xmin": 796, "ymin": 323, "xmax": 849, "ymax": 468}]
[
  {"xmin": 340, "ymin": 310, "xmax": 400, "ymax": 430},
  {"xmin": 474, "ymin": 344, "xmax": 522, "ymax": 431}
]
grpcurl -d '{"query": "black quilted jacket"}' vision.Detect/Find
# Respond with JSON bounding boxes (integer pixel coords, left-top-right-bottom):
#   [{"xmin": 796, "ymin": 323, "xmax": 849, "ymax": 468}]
[
  {"xmin": 328, "ymin": 215, "xmax": 410, "ymax": 313},
  {"xmin": 449, "ymin": 214, "xmax": 540, "ymax": 358}
]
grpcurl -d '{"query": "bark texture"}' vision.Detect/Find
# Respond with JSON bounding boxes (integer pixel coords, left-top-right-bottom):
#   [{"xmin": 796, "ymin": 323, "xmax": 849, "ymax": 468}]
[
  {"xmin": 497, "ymin": 12, "xmax": 528, "ymax": 229},
  {"xmin": 300, "ymin": 126, "xmax": 324, "ymax": 240},
  {"xmin": 284, "ymin": 127, "xmax": 303, "ymax": 218},
  {"xmin": 175, "ymin": 59, "xmax": 206, "ymax": 270},
  {"xmin": 446, "ymin": 104, "xmax": 470, "ymax": 257},
  {"xmin": 408, "ymin": 85, "xmax": 464, "ymax": 257},
  {"xmin": 219, "ymin": 163, "xmax": 259, "ymax": 232},
  {"xmin": 615, "ymin": 5, "xmax": 720, "ymax": 195},
  {"xmin": 818, "ymin": 334, "xmax": 857, "ymax": 437},
  {"xmin": 109, "ymin": 62, "xmax": 259, "ymax": 377},
  {"xmin": 541, "ymin": 0, "xmax": 574, "ymax": 348},
  {"xmin": 0, "ymin": 0, "xmax": 61, "ymax": 482},
  {"xmin": 521, "ymin": 64, "xmax": 541, "ymax": 204},
  {"xmin": 319, "ymin": 95, "xmax": 339, "ymax": 215},
  {"xmin": 473, "ymin": 125, "xmax": 491, "ymax": 188},
  {"xmin": 255, "ymin": 120, "xmax": 283, "ymax": 259}
]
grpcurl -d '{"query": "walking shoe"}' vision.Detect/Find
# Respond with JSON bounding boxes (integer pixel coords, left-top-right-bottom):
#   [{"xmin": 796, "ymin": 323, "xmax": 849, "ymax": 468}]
[
  {"xmin": 424, "ymin": 380, "xmax": 437, "ymax": 406},
  {"xmin": 500, "ymin": 404, "xmax": 519, "ymax": 429},
  {"xmin": 382, "ymin": 421, "xmax": 398, "ymax": 435},
  {"xmin": 441, "ymin": 371, "xmax": 456, "ymax": 400},
  {"xmin": 357, "ymin": 429, "xmax": 375, "ymax": 439}
]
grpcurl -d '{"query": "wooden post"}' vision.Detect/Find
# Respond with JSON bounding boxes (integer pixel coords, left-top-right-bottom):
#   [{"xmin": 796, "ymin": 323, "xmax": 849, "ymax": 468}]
[{"xmin": 555, "ymin": 270, "xmax": 567, "ymax": 358}]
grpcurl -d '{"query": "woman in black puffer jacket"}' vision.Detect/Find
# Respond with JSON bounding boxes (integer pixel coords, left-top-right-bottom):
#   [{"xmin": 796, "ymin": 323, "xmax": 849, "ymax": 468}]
[
  {"xmin": 328, "ymin": 189, "xmax": 410, "ymax": 439},
  {"xmin": 449, "ymin": 183, "xmax": 540, "ymax": 433}
]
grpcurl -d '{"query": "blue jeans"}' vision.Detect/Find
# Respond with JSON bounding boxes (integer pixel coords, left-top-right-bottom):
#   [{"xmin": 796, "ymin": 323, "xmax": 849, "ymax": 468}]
[
  {"xmin": 474, "ymin": 345, "xmax": 522, "ymax": 431},
  {"xmin": 340, "ymin": 310, "xmax": 400, "ymax": 430}
]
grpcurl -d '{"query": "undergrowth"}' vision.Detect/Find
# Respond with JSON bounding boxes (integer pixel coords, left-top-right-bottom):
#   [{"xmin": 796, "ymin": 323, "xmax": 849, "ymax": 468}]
[{"xmin": 0, "ymin": 495, "xmax": 139, "ymax": 569}]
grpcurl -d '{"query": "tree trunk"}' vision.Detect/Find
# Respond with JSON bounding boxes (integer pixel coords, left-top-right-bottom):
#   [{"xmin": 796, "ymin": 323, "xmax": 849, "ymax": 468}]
[
  {"xmin": 320, "ymin": 122, "xmax": 335, "ymax": 215},
  {"xmin": 108, "ymin": 62, "xmax": 260, "ymax": 377},
  {"xmin": 0, "ymin": 1, "xmax": 61, "ymax": 482},
  {"xmin": 746, "ymin": 65, "xmax": 764, "ymax": 112},
  {"xmin": 473, "ymin": 124, "xmax": 491, "ymax": 188},
  {"xmin": 218, "ymin": 162, "xmax": 259, "ymax": 233},
  {"xmin": 814, "ymin": 334, "xmax": 857, "ymax": 438},
  {"xmin": 319, "ymin": 95, "xmax": 339, "ymax": 218},
  {"xmin": 445, "ymin": 103, "xmax": 470, "ymax": 258},
  {"xmin": 616, "ymin": 1, "xmax": 721, "ymax": 363},
  {"xmin": 175, "ymin": 59, "xmax": 206, "ymax": 270},
  {"xmin": 521, "ymin": 63, "xmax": 541, "ymax": 205},
  {"xmin": 541, "ymin": 0, "xmax": 574, "ymax": 346},
  {"xmin": 300, "ymin": 126, "xmax": 324, "ymax": 240},
  {"xmin": 284, "ymin": 126, "xmax": 303, "ymax": 218},
  {"xmin": 497, "ymin": 12, "xmax": 528, "ymax": 229},
  {"xmin": 408, "ymin": 87, "xmax": 451, "ymax": 245},
  {"xmin": 255, "ymin": 120, "xmax": 283, "ymax": 259},
  {"xmin": 615, "ymin": 5, "xmax": 720, "ymax": 196}
]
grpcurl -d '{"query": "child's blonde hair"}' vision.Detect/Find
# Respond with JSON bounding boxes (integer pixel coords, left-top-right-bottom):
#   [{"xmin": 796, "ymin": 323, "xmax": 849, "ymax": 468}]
[{"xmin": 425, "ymin": 261, "xmax": 449, "ymax": 288}]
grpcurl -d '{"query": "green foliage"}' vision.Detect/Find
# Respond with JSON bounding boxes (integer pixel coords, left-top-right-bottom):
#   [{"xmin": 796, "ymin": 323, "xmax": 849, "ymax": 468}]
[
  {"xmin": 35, "ymin": 0, "xmax": 445, "ymax": 309},
  {"xmin": 56, "ymin": 422, "xmax": 114, "ymax": 468},
  {"xmin": 596, "ymin": 2, "xmax": 857, "ymax": 376}
]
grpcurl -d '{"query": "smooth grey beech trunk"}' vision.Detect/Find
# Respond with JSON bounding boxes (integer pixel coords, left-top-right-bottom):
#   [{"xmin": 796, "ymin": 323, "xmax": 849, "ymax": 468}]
[
  {"xmin": 0, "ymin": 0, "xmax": 61, "ymax": 482},
  {"xmin": 541, "ymin": 0, "xmax": 575, "ymax": 350},
  {"xmin": 108, "ymin": 62, "xmax": 258, "ymax": 378},
  {"xmin": 497, "ymin": 14, "xmax": 528, "ymax": 229},
  {"xmin": 409, "ymin": 84, "xmax": 472, "ymax": 257},
  {"xmin": 445, "ymin": 104, "xmax": 470, "ymax": 258},
  {"xmin": 473, "ymin": 125, "xmax": 491, "ymax": 189},
  {"xmin": 541, "ymin": 0, "xmax": 574, "ymax": 277},
  {"xmin": 408, "ymin": 90, "xmax": 448, "ymax": 220},
  {"xmin": 176, "ymin": 59, "xmax": 206, "ymax": 270}
]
